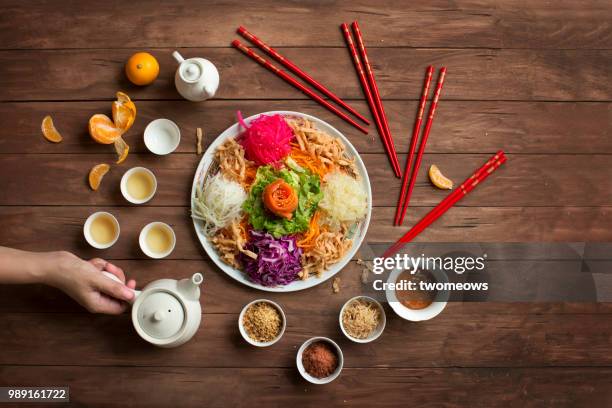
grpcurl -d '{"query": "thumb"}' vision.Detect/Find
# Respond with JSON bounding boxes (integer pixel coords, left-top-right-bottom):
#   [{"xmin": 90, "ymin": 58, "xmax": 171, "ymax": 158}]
[{"xmin": 94, "ymin": 274, "xmax": 135, "ymax": 302}]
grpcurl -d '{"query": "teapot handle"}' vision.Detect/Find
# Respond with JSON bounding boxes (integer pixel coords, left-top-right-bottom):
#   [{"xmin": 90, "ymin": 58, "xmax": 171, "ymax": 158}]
[
  {"xmin": 101, "ymin": 271, "xmax": 140, "ymax": 304},
  {"xmin": 172, "ymin": 51, "xmax": 185, "ymax": 64}
]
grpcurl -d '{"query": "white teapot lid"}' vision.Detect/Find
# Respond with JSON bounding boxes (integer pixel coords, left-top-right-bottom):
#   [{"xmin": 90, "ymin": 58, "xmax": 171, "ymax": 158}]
[
  {"xmin": 135, "ymin": 290, "xmax": 185, "ymax": 339},
  {"xmin": 180, "ymin": 60, "xmax": 203, "ymax": 83}
]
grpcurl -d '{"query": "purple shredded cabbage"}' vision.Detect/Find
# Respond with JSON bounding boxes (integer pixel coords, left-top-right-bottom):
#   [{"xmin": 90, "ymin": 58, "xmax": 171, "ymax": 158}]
[{"xmin": 240, "ymin": 230, "xmax": 303, "ymax": 287}]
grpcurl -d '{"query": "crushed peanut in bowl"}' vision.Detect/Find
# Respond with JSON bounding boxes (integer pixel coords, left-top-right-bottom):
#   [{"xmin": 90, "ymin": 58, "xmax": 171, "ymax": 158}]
[
  {"xmin": 340, "ymin": 297, "xmax": 384, "ymax": 341},
  {"xmin": 241, "ymin": 300, "xmax": 284, "ymax": 344}
]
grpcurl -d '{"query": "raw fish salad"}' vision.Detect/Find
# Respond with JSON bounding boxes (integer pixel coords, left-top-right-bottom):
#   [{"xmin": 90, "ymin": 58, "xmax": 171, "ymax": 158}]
[{"xmin": 192, "ymin": 113, "xmax": 368, "ymax": 287}]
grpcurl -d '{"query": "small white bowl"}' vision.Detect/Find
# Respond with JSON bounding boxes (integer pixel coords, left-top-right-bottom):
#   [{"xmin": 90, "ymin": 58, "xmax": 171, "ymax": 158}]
[
  {"xmin": 139, "ymin": 221, "xmax": 176, "ymax": 259},
  {"xmin": 339, "ymin": 296, "xmax": 386, "ymax": 343},
  {"xmin": 120, "ymin": 167, "xmax": 157, "ymax": 204},
  {"xmin": 297, "ymin": 337, "xmax": 343, "ymax": 385},
  {"xmin": 385, "ymin": 268, "xmax": 450, "ymax": 321},
  {"xmin": 238, "ymin": 299, "xmax": 286, "ymax": 347},
  {"xmin": 144, "ymin": 118, "xmax": 181, "ymax": 155},
  {"xmin": 83, "ymin": 211, "xmax": 120, "ymax": 249}
]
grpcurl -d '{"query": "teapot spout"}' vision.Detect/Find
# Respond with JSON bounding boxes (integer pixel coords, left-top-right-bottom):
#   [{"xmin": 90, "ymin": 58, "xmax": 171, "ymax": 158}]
[
  {"xmin": 177, "ymin": 273, "xmax": 203, "ymax": 301},
  {"xmin": 202, "ymin": 84, "xmax": 216, "ymax": 99}
]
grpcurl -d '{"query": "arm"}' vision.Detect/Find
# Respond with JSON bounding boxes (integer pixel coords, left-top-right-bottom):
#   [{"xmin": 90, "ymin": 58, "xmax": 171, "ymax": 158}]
[{"xmin": 0, "ymin": 247, "xmax": 136, "ymax": 314}]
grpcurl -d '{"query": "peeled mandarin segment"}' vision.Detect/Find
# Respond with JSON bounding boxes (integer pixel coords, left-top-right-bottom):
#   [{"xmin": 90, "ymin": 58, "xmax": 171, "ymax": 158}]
[
  {"xmin": 112, "ymin": 101, "xmax": 136, "ymax": 132},
  {"xmin": 88, "ymin": 163, "xmax": 110, "ymax": 191},
  {"xmin": 116, "ymin": 91, "xmax": 131, "ymax": 104},
  {"xmin": 114, "ymin": 137, "xmax": 130, "ymax": 164},
  {"xmin": 41, "ymin": 115, "xmax": 63, "ymax": 143},
  {"xmin": 428, "ymin": 164, "xmax": 453, "ymax": 190},
  {"xmin": 89, "ymin": 114, "xmax": 122, "ymax": 144}
]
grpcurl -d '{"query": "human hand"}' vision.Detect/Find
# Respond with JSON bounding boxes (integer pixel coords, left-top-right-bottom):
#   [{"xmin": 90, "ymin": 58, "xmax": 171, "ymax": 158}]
[{"xmin": 45, "ymin": 252, "xmax": 136, "ymax": 315}]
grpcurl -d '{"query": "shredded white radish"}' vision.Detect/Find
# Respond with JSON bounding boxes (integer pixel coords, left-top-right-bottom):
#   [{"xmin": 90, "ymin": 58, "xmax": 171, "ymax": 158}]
[
  {"xmin": 319, "ymin": 171, "xmax": 367, "ymax": 227},
  {"xmin": 192, "ymin": 173, "xmax": 247, "ymax": 236}
]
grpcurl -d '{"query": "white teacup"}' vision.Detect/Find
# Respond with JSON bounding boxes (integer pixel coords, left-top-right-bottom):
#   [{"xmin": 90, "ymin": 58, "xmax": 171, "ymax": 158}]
[
  {"xmin": 120, "ymin": 167, "xmax": 157, "ymax": 204},
  {"xmin": 144, "ymin": 119, "xmax": 181, "ymax": 155},
  {"xmin": 83, "ymin": 211, "xmax": 120, "ymax": 249},
  {"xmin": 139, "ymin": 222, "xmax": 176, "ymax": 259}
]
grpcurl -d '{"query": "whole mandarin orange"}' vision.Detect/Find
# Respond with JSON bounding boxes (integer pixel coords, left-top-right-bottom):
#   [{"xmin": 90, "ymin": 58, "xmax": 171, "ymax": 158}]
[{"xmin": 125, "ymin": 52, "xmax": 159, "ymax": 86}]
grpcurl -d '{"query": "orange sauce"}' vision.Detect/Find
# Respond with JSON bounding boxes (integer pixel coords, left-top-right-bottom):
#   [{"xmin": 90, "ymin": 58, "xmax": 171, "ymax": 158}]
[{"xmin": 395, "ymin": 271, "xmax": 437, "ymax": 310}]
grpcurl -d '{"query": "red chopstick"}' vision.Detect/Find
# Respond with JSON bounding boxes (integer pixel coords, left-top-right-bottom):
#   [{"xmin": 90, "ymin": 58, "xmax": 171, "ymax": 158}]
[
  {"xmin": 384, "ymin": 151, "xmax": 507, "ymax": 258},
  {"xmin": 232, "ymin": 40, "xmax": 369, "ymax": 134},
  {"xmin": 395, "ymin": 67, "xmax": 447, "ymax": 225},
  {"xmin": 340, "ymin": 23, "xmax": 402, "ymax": 177},
  {"xmin": 237, "ymin": 26, "xmax": 370, "ymax": 126},
  {"xmin": 351, "ymin": 21, "xmax": 400, "ymax": 177},
  {"xmin": 394, "ymin": 65, "xmax": 435, "ymax": 225}
]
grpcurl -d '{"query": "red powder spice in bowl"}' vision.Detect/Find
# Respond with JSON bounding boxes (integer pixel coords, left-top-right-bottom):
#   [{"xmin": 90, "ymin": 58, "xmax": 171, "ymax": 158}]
[{"xmin": 297, "ymin": 337, "xmax": 343, "ymax": 384}]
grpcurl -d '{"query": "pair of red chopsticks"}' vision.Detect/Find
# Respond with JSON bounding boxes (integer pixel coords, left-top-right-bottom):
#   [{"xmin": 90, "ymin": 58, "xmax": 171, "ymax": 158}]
[
  {"xmin": 394, "ymin": 66, "xmax": 447, "ymax": 225},
  {"xmin": 383, "ymin": 151, "xmax": 507, "ymax": 258},
  {"xmin": 232, "ymin": 27, "xmax": 369, "ymax": 134},
  {"xmin": 341, "ymin": 21, "xmax": 401, "ymax": 178}
]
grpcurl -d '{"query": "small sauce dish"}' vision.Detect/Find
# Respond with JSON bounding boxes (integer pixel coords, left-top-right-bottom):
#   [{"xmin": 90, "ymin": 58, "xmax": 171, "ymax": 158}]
[
  {"xmin": 339, "ymin": 295, "xmax": 386, "ymax": 343},
  {"xmin": 144, "ymin": 118, "xmax": 181, "ymax": 155},
  {"xmin": 385, "ymin": 268, "xmax": 450, "ymax": 321},
  {"xmin": 297, "ymin": 337, "xmax": 343, "ymax": 385},
  {"xmin": 238, "ymin": 299, "xmax": 286, "ymax": 347}
]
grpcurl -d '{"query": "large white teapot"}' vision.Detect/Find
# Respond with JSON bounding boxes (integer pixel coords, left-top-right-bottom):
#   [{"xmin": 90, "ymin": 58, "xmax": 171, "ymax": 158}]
[
  {"xmin": 172, "ymin": 51, "xmax": 219, "ymax": 101},
  {"xmin": 104, "ymin": 271, "xmax": 203, "ymax": 348}
]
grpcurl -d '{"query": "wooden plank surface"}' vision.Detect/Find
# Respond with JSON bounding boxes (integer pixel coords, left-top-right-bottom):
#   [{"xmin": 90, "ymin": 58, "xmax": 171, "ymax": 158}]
[
  {"xmin": 2, "ymin": 101, "xmax": 612, "ymax": 154},
  {"xmin": 1, "ymin": 49, "xmax": 611, "ymax": 102},
  {"xmin": 0, "ymin": 260, "xmax": 610, "ymax": 315},
  {"xmin": 2, "ymin": 366, "xmax": 611, "ymax": 408},
  {"xmin": 2, "ymin": 311, "xmax": 612, "ymax": 368},
  {"xmin": 0, "ymin": 207, "xmax": 609, "ymax": 260},
  {"xmin": 1, "ymin": 1, "xmax": 611, "ymax": 406},
  {"xmin": 2, "ymin": 0, "xmax": 611, "ymax": 49},
  {"xmin": 1, "ymin": 153, "xmax": 610, "ymax": 207}
]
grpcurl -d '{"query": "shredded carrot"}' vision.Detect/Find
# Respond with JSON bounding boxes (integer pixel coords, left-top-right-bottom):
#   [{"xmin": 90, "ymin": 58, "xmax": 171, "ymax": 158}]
[
  {"xmin": 289, "ymin": 145, "xmax": 332, "ymax": 179},
  {"xmin": 297, "ymin": 211, "xmax": 321, "ymax": 249}
]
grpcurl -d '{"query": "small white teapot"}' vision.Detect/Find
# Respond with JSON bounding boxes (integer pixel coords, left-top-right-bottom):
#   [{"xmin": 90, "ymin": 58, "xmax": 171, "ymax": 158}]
[
  {"xmin": 103, "ymin": 271, "xmax": 203, "ymax": 348},
  {"xmin": 172, "ymin": 51, "xmax": 219, "ymax": 101}
]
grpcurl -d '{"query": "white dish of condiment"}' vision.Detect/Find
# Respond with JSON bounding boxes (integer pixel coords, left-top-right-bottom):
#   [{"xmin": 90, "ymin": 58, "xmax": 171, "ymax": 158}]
[
  {"xmin": 385, "ymin": 268, "xmax": 449, "ymax": 321},
  {"xmin": 296, "ymin": 337, "xmax": 343, "ymax": 385},
  {"xmin": 339, "ymin": 295, "xmax": 386, "ymax": 343},
  {"xmin": 238, "ymin": 299, "xmax": 286, "ymax": 347}
]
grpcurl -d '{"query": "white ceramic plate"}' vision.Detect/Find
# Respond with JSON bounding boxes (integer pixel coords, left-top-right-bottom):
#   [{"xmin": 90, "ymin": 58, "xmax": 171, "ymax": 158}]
[{"xmin": 191, "ymin": 111, "xmax": 372, "ymax": 292}]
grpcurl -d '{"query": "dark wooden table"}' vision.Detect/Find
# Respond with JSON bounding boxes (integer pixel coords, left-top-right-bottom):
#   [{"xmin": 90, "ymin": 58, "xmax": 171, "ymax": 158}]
[{"xmin": 1, "ymin": 1, "xmax": 611, "ymax": 406}]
